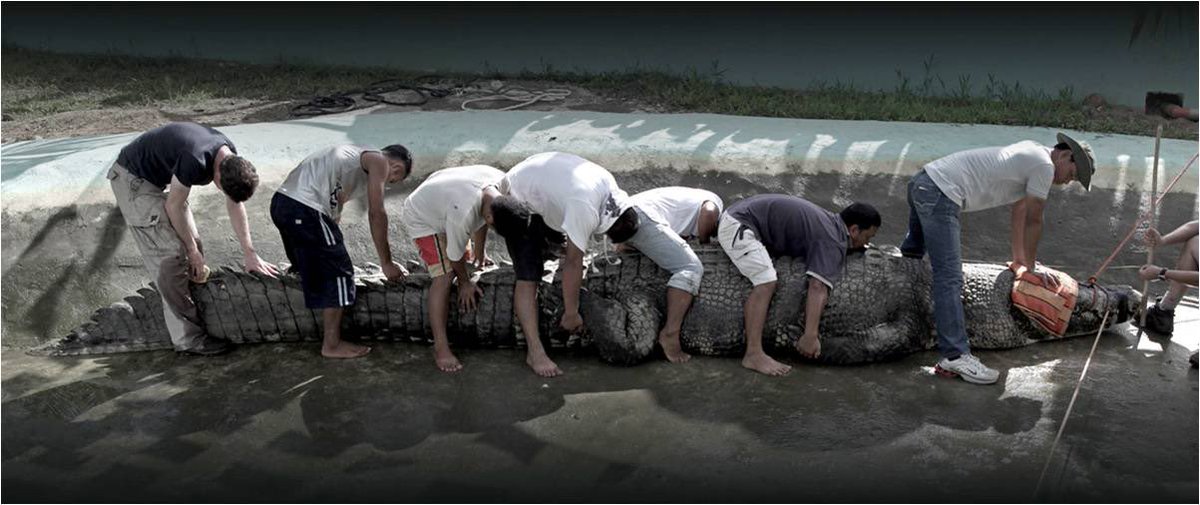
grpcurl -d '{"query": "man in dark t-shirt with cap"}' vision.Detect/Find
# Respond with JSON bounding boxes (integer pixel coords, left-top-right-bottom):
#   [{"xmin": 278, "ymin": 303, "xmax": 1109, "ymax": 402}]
[
  {"xmin": 718, "ymin": 195, "xmax": 880, "ymax": 376},
  {"xmin": 109, "ymin": 122, "xmax": 279, "ymax": 356}
]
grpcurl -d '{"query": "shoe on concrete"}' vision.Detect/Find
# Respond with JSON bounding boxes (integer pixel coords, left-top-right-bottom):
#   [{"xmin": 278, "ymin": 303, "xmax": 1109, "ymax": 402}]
[
  {"xmin": 934, "ymin": 353, "xmax": 1000, "ymax": 385},
  {"xmin": 1139, "ymin": 301, "xmax": 1175, "ymax": 337},
  {"xmin": 177, "ymin": 337, "xmax": 232, "ymax": 356}
]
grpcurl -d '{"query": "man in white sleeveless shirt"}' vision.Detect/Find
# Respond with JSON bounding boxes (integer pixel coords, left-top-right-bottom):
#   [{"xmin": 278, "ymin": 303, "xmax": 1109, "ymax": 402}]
[
  {"xmin": 900, "ymin": 133, "xmax": 1095, "ymax": 385},
  {"xmin": 271, "ymin": 144, "xmax": 412, "ymax": 359},
  {"xmin": 402, "ymin": 165, "xmax": 505, "ymax": 372}
]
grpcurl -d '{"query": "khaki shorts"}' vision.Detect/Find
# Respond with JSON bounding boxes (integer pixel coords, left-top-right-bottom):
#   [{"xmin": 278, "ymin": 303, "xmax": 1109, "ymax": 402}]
[{"xmin": 717, "ymin": 213, "xmax": 776, "ymax": 286}]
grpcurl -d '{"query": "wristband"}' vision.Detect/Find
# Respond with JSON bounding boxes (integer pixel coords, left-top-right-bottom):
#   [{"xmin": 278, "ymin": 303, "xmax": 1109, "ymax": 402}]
[{"xmin": 1158, "ymin": 268, "xmax": 1169, "ymax": 281}]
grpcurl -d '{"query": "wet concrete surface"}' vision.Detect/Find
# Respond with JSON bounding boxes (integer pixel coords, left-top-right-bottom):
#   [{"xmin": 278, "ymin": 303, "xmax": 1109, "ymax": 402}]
[{"xmin": 3, "ymin": 307, "xmax": 1197, "ymax": 502}]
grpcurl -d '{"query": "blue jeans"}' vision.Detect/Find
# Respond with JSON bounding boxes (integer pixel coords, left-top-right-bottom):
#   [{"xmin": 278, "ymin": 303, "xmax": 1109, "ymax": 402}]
[
  {"xmin": 900, "ymin": 170, "xmax": 970, "ymax": 359},
  {"xmin": 625, "ymin": 207, "xmax": 704, "ymax": 295}
]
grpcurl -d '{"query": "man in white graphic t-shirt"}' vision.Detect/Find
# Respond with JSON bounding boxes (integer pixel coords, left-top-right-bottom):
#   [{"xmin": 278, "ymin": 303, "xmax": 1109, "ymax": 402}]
[{"xmin": 900, "ymin": 133, "xmax": 1095, "ymax": 385}]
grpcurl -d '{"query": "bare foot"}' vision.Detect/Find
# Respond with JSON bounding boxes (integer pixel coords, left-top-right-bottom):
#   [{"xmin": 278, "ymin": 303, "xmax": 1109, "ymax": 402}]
[
  {"xmin": 742, "ymin": 351, "xmax": 791, "ymax": 376},
  {"xmin": 658, "ymin": 329, "xmax": 691, "ymax": 363},
  {"xmin": 526, "ymin": 351, "xmax": 564, "ymax": 378},
  {"xmin": 322, "ymin": 341, "xmax": 371, "ymax": 359},
  {"xmin": 434, "ymin": 346, "xmax": 464, "ymax": 373}
]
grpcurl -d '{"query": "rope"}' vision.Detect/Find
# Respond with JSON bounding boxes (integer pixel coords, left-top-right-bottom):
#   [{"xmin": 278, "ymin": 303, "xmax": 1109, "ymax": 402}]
[
  {"xmin": 290, "ymin": 78, "xmax": 571, "ymax": 117},
  {"xmin": 461, "ymin": 87, "xmax": 572, "ymax": 111},
  {"xmin": 1087, "ymin": 153, "xmax": 1198, "ymax": 284},
  {"xmin": 1033, "ymin": 308, "xmax": 1112, "ymax": 500}
]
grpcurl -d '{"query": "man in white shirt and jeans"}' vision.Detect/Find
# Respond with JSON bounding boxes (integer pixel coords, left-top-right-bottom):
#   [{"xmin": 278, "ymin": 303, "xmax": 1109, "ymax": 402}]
[
  {"xmin": 402, "ymin": 165, "xmax": 505, "ymax": 372},
  {"xmin": 900, "ymin": 133, "xmax": 1095, "ymax": 384},
  {"xmin": 490, "ymin": 152, "xmax": 706, "ymax": 376}
]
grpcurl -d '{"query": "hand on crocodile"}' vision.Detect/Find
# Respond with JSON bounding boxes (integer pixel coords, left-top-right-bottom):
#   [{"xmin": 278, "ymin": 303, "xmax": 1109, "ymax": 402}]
[
  {"xmin": 382, "ymin": 260, "xmax": 407, "ymax": 282},
  {"xmin": 1033, "ymin": 268, "xmax": 1061, "ymax": 289},
  {"xmin": 459, "ymin": 279, "xmax": 483, "ymax": 311},
  {"xmin": 244, "ymin": 253, "xmax": 280, "ymax": 278},
  {"xmin": 188, "ymin": 250, "xmax": 209, "ymax": 283},
  {"xmin": 560, "ymin": 311, "xmax": 584, "ymax": 334},
  {"xmin": 473, "ymin": 254, "xmax": 495, "ymax": 270},
  {"xmin": 796, "ymin": 332, "xmax": 822, "ymax": 359}
]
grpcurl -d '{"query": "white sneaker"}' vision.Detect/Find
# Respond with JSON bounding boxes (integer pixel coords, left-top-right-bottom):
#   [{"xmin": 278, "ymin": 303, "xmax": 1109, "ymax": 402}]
[{"xmin": 934, "ymin": 353, "xmax": 1000, "ymax": 385}]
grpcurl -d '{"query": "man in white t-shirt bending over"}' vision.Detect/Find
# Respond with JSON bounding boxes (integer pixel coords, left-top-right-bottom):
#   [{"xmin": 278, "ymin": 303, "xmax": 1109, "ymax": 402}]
[
  {"xmin": 489, "ymin": 152, "xmax": 706, "ymax": 376},
  {"xmin": 899, "ymin": 133, "xmax": 1095, "ymax": 385},
  {"xmin": 628, "ymin": 187, "xmax": 724, "ymax": 243},
  {"xmin": 271, "ymin": 144, "xmax": 412, "ymax": 359},
  {"xmin": 402, "ymin": 165, "xmax": 505, "ymax": 372}
]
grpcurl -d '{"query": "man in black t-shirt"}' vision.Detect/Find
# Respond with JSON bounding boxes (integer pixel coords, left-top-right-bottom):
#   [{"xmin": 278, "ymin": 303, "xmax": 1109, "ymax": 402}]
[
  {"xmin": 109, "ymin": 122, "xmax": 279, "ymax": 355},
  {"xmin": 718, "ymin": 195, "xmax": 880, "ymax": 376}
]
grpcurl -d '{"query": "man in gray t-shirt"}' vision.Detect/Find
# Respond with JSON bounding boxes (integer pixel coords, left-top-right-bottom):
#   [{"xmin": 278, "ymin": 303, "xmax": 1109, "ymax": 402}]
[
  {"xmin": 900, "ymin": 133, "xmax": 1095, "ymax": 385},
  {"xmin": 718, "ymin": 195, "xmax": 880, "ymax": 376}
]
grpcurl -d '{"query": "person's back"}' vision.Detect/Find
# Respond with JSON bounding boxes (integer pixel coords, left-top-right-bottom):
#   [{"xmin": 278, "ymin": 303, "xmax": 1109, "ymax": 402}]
[
  {"xmin": 726, "ymin": 194, "xmax": 848, "ymax": 264},
  {"xmin": 276, "ymin": 144, "xmax": 371, "ymax": 221},
  {"xmin": 403, "ymin": 165, "xmax": 505, "ymax": 246},
  {"xmin": 502, "ymin": 152, "xmax": 628, "ymax": 251},
  {"xmin": 117, "ymin": 122, "xmax": 234, "ymax": 189},
  {"xmin": 924, "ymin": 140, "xmax": 1054, "ymax": 212},
  {"xmin": 629, "ymin": 187, "xmax": 724, "ymax": 239}
]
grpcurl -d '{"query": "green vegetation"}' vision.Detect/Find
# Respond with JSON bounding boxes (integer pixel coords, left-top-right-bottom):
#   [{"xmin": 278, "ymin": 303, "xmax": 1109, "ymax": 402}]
[{"xmin": 2, "ymin": 46, "xmax": 1193, "ymax": 139}]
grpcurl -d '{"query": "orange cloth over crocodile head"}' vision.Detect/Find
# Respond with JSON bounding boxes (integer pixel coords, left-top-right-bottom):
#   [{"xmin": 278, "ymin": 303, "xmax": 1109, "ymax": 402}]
[{"xmin": 1010, "ymin": 264, "xmax": 1079, "ymax": 337}]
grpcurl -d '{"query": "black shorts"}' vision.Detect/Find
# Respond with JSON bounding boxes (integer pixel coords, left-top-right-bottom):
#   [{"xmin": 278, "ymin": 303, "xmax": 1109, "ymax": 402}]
[
  {"xmin": 504, "ymin": 214, "xmax": 565, "ymax": 282},
  {"xmin": 270, "ymin": 193, "xmax": 355, "ymax": 309}
]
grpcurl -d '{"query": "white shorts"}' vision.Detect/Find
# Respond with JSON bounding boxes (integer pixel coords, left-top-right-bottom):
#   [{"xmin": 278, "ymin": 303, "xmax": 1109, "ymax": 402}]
[{"xmin": 718, "ymin": 214, "xmax": 777, "ymax": 286}]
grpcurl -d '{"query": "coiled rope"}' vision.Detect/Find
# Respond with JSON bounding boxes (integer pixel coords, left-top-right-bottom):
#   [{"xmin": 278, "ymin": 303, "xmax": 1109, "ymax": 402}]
[
  {"xmin": 461, "ymin": 87, "xmax": 572, "ymax": 111},
  {"xmin": 290, "ymin": 77, "xmax": 570, "ymax": 117}
]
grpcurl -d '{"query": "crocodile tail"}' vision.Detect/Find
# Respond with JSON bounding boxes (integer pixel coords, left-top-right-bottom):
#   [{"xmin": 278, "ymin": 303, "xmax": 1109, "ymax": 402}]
[{"xmin": 43, "ymin": 286, "xmax": 174, "ymax": 356}]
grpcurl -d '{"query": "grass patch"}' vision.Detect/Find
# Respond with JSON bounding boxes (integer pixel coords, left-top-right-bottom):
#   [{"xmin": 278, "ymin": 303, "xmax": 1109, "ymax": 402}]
[{"xmin": 2, "ymin": 46, "xmax": 1193, "ymax": 139}]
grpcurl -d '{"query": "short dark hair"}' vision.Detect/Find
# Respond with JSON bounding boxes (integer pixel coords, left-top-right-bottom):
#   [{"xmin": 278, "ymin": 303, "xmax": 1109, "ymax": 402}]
[
  {"xmin": 219, "ymin": 155, "xmax": 259, "ymax": 203},
  {"xmin": 490, "ymin": 195, "xmax": 535, "ymax": 240},
  {"xmin": 839, "ymin": 202, "xmax": 881, "ymax": 230},
  {"xmin": 604, "ymin": 207, "xmax": 640, "ymax": 244},
  {"xmin": 1053, "ymin": 142, "xmax": 1075, "ymax": 162},
  {"xmin": 381, "ymin": 144, "xmax": 412, "ymax": 176},
  {"xmin": 491, "ymin": 195, "xmax": 565, "ymax": 257}
]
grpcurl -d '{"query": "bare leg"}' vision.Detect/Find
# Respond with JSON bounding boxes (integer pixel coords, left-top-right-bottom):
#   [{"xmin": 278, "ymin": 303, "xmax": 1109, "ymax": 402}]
[
  {"xmin": 1161, "ymin": 235, "xmax": 1199, "ymax": 310},
  {"xmin": 515, "ymin": 280, "xmax": 562, "ymax": 377},
  {"xmin": 658, "ymin": 287, "xmax": 693, "ymax": 363},
  {"xmin": 741, "ymin": 282, "xmax": 791, "ymax": 376},
  {"xmin": 321, "ymin": 307, "xmax": 370, "ymax": 359},
  {"xmin": 429, "ymin": 274, "xmax": 463, "ymax": 372}
]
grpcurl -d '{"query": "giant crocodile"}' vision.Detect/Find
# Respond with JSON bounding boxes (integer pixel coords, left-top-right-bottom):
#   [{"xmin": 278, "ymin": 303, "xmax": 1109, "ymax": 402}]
[{"xmin": 46, "ymin": 244, "xmax": 1139, "ymax": 364}]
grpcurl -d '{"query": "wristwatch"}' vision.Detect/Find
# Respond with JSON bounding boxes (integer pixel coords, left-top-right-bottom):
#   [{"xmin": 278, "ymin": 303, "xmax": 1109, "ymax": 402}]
[{"xmin": 1158, "ymin": 268, "xmax": 1169, "ymax": 281}]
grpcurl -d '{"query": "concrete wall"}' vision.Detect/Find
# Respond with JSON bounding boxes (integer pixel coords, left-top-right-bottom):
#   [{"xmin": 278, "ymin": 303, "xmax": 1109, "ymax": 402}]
[{"xmin": 1, "ymin": 3, "xmax": 1196, "ymax": 107}]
